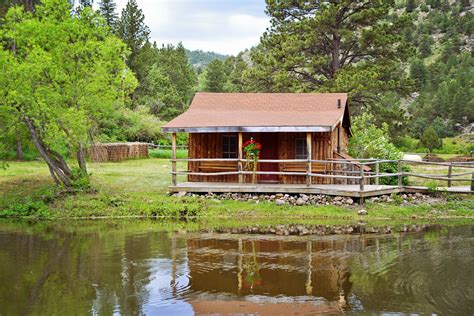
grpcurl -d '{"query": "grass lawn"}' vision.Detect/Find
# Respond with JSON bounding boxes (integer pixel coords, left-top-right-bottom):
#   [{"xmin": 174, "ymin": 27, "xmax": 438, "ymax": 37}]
[
  {"xmin": 406, "ymin": 162, "xmax": 473, "ymax": 187},
  {"xmin": 1, "ymin": 158, "xmax": 473, "ymax": 222}
]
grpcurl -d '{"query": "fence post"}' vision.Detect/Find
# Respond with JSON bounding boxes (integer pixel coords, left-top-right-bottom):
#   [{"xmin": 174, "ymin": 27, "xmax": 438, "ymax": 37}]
[
  {"xmin": 171, "ymin": 133, "xmax": 177, "ymax": 186},
  {"xmin": 238, "ymin": 132, "xmax": 243, "ymax": 184},
  {"xmin": 471, "ymin": 172, "xmax": 474, "ymax": 192},
  {"xmin": 306, "ymin": 132, "xmax": 312, "ymax": 186},
  {"xmin": 375, "ymin": 161, "xmax": 380, "ymax": 186},
  {"xmin": 397, "ymin": 160, "xmax": 402, "ymax": 188},
  {"xmin": 447, "ymin": 164, "xmax": 452, "ymax": 188},
  {"xmin": 359, "ymin": 165, "xmax": 364, "ymax": 192}
]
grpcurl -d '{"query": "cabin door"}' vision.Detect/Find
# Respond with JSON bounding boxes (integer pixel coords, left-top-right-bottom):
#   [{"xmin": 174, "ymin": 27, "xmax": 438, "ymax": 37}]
[{"xmin": 259, "ymin": 133, "xmax": 279, "ymax": 182}]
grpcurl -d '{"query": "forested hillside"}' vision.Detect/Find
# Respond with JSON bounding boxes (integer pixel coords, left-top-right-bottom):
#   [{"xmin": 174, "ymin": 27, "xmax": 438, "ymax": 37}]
[{"xmin": 185, "ymin": 49, "xmax": 227, "ymax": 70}]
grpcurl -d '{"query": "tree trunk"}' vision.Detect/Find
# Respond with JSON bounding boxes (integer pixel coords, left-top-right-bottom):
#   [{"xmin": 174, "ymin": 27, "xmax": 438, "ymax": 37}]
[
  {"xmin": 16, "ymin": 136, "xmax": 23, "ymax": 161},
  {"xmin": 76, "ymin": 143, "xmax": 87, "ymax": 174},
  {"xmin": 23, "ymin": 115, "xmax": 72, "ymax": 188}
]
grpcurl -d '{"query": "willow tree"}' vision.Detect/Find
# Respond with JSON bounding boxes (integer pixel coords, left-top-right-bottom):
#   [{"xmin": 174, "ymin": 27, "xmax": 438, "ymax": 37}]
[
  {"xmin": 0, "ymin": 0, "xmax": 136, "ymax": 187},
  {"xmin": 247, "ymin": 0, "xmax": 413, "ymax": 108}
]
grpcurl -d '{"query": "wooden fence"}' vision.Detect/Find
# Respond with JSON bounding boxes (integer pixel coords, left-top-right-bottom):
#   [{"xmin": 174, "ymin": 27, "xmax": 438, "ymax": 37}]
[{"xmin": 170, "ymin": 158, "xmax": 474, "ymax": 192}]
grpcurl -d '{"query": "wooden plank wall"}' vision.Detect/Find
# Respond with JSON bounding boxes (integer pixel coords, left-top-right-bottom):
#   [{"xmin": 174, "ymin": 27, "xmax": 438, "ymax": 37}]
[{"xmin": 188, "ymin": 128, "xmax": 351, "ymax": 184}]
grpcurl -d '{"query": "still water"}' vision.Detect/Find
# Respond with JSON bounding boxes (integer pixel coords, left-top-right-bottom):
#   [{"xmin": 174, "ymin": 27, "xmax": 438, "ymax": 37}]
[{"xmin": 0, "ymin": 220, "xmax": 473, "ymax": 315}]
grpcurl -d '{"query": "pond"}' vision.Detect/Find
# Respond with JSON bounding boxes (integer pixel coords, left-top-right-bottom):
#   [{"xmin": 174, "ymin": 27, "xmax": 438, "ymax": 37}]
[{"xmin": 0, "ymin": 220, "xmax": 473, "ymax": 315}]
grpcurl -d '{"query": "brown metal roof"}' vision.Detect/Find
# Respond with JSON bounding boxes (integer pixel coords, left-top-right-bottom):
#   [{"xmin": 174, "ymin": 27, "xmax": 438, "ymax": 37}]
[{"xmin": 162, "ymin": 92, "xmax": 348, "ymax": 133}]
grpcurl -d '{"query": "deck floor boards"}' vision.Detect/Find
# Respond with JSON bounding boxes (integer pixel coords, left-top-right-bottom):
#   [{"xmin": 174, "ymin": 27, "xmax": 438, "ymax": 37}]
[{"xmin": 169, "ymin": 182, "xmax": 472, "ymax": 197}]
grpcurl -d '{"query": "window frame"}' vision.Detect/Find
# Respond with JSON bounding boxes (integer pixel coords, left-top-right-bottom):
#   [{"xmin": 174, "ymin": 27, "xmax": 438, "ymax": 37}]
[
  {"xmin": 295, "ymin": 138, "xmax": 308, "ymax": 160},
  {"xmin": 222, "ymin": 134, "xmax": 237, "ymax": 159}
]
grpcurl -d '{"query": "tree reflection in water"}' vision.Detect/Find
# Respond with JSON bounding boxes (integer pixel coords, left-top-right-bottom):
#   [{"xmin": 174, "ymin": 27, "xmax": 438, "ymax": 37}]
[{"xmin": 0, "ymin": 221, "xmax": 472, "ymax": 315}]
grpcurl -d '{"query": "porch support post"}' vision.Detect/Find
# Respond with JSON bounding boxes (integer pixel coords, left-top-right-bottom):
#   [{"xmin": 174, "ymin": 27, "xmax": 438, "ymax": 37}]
[
  {"xmin": 171, "ymin": 133, "xmax": 177, "ymax": 186},
  {"xmin": 238, "ymin": 132, "xmax": 243, "ymax": 184},
  {"xmin": 306, "ymin": 132, "xmax": 312, "ymax": 186}
]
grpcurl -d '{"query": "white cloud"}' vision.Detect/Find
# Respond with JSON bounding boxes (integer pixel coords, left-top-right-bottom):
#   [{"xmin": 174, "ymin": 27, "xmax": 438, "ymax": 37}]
[{"xmin": 112, "ymin": 0, "xmax": 269, "ymax": 55}]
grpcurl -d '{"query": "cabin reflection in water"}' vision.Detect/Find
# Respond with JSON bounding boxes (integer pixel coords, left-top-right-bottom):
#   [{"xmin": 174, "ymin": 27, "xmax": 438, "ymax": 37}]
[{"xmin": 184, "ymin": 235, "xmax": 354, "ymax": 314}]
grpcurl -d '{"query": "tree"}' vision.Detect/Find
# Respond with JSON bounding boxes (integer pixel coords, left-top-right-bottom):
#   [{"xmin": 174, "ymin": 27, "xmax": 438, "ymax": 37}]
[
  {"xmin": 406, "ymin": 0, "xmax": 416, "ymax": 12},
  {"xmin": 0, "ymin": 0, "xmax": 136, "ymax": 187},
  {"xmin": 410, "ymin": 58, "xmax": 427, "ymax": 89},
  {"xmin": 247, "ymin": 0, "xmax": 413, "ymax": 109},
  {"xmin": 420, "ymin": 126, "xmax": 443, "ymax": 154},
  {"xmin": 79, "ymin": 0, "xmax": 92, "ymax": 7},
  {"xmin": 99, "ymin": 0, "xmax": 118, "ymax": 29},
  {"xmin": 418, "ymin": 35, "xmax": 432, "ymax": 58},
  {"xmin": 141, "ymin": 65, "xmax": 183, "ymax": 120},
  {"xmin": 154, "ymin": 43, "xmax": 197, "ymax": 105},
  {"xmin": 349, "ymin": 113, "xmax": 407, "ymax": 185},
  {"xmin": 116, "ymin": 0, "xmax": 150, "ymax": 75},
  {"xmin": 204, "ymin": 59, "xmax": 227, "ymax": 92}
]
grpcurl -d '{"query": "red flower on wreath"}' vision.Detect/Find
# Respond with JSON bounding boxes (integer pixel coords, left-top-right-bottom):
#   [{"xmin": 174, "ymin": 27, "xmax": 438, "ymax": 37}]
[{"xmin": 243, "ymin": 138, "xmax": 261, "ymax": 158}]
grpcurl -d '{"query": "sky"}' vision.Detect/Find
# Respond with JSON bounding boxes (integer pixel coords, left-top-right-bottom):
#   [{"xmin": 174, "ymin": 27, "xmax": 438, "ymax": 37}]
[{"xmin": 113, "ymin": 0, "xmax": 270, "ymax": 56}]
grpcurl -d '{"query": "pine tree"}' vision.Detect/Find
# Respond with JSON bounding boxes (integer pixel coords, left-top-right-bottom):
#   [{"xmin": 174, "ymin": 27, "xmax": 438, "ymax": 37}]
[
  {"xmin": 406, "ymin": 0, "xmax": 416, "ymax": 12},
  {"xmin": 247, "ymin": 1, "xmax": 413, "ymax": 108},
  {"xmin": 205, "ymin": 60, "xmax": 227, "ymax": 92},
  {"xmin": 117, "ymin": 0, "xmax": 150, "ymax": 71},
  {"xmin": 79, "ymin": 0, "xmax": 92, "ymax": 7},
  {"xmin": 420, "ymin": 126, "xmax": 442, "ymax": 154},
  {"xmin": 99, "ymin": 0, "xmax": 118, "ymax": 29},
  {"xmin": 410, "ymin": 59, "xmax": 427, "ymax": 89}
]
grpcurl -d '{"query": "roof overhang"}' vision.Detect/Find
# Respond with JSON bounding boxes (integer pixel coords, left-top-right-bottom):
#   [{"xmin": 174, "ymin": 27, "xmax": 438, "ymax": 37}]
[{"xmin": 161, "ymin": 125, "xmax": 333, "ymax": 133}]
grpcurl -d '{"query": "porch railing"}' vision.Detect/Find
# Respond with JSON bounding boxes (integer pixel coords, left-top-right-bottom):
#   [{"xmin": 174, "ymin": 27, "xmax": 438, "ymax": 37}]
[{"xmin": 170, "ymin": 157, "xmax": 474, "ymax": 192}]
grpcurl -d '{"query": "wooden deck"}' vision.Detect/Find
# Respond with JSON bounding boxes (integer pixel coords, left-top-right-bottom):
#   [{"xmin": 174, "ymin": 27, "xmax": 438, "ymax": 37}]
[{"xmin": 169, "ymin": 182, "xmax": 472, "ymax": 198}]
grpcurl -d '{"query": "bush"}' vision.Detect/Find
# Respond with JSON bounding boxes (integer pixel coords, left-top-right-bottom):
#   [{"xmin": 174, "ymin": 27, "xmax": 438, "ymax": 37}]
[
  {"xmin": 349, "ymin": 113, "xmax": 409, "ymax": 185},
  {"xmin": 0, "ymin": 200, "xmax": 50, "ymax": 218}
]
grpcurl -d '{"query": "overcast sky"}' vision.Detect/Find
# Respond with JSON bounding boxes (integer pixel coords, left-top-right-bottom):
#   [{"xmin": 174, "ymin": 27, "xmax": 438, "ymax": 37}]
[{"xmin": 112, "ymin": 0, "xmax": 270, "ymax": 56}]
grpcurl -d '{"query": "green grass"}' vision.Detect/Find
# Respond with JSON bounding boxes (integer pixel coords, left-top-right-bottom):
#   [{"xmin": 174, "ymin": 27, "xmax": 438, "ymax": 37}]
[{"xmin": 1, "ymin": 159, "xmax": 473, "ymax": 222}]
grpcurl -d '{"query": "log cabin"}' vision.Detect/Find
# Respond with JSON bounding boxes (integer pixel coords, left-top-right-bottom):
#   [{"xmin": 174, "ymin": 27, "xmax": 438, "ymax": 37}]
[{"xmin": 162, "ymin": 92, "xmax": 370, "ymax": 193}]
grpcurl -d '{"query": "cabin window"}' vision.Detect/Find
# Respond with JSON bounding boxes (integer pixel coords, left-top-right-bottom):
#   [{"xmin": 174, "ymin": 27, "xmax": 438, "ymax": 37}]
[
  {"xmin": 222, "ymin": 135, "xmax": 237, "ymax": 158},
  {"xmin": 295, "ymin": 138, "xmax": 307, "ymax": 159}
]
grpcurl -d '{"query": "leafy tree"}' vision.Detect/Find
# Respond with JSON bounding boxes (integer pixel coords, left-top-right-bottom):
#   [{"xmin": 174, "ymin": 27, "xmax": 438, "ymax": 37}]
[
  {"xmin": 204, "ymin": 59, "xmax": 226, "ymax": 92},
  {"xmin": 99, "ymin": 0, "xmax": 118, "ymax": 29},
  {"xmin": 420, "ymin": 126, "xmax": 443, "ymax": 153},
  {"xmin": 349, "ymin": 113, "xmax": 408, "ymax": 185},
  {"xmin": 246, "ymin": 0, "xmax": 413, "ymax": 109},
  {"xmin": 0, "ymin": 0, "xmax": 136, "ymax": 187}
]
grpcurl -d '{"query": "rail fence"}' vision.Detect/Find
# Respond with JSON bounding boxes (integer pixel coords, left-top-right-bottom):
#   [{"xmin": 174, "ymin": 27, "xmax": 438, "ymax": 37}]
[{"xmin": 169, "ymin": 158, "xmax": 474, "ymax": 192}]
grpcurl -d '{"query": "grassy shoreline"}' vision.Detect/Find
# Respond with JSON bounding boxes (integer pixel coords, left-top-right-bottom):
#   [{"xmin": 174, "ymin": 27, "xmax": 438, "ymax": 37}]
[{"xmin": 1, "ymin": 159, "xmax": 473, "ymax": 222}]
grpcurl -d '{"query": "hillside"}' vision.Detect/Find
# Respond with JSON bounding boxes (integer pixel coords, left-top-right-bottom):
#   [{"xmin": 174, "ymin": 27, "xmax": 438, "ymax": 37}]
[{"xmin": 185, "ymin": 49, "xmax": 228, "ymax": 70}]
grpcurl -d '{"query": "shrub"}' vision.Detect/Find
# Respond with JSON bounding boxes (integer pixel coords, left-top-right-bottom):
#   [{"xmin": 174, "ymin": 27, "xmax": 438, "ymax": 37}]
[
  {"xmin": 349, "ymin": 113, "xmax": 409, "ymax": 185},
  {"xmin": 0, "ymin": 200, "xmax": 50, "ymax": 218}
]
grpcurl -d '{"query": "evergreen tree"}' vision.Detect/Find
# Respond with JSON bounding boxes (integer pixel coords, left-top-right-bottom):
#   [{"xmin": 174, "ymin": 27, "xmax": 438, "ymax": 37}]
[
  {"xmin": 154, "ymin": 43, "xmax": 197, "ymax": 104},
  {"xmin": 99, "ymin": 0, "xmax": 118, "ymax": 29},
  {"xmin": 205, "ymin": 59, "xmax": 226, "ymax": 92},
  {"xmin": 117, "ymin": 0, "xmax": 150, "ymax": 73},
  {"xmin": 410, "ymin": 59, "xmax": 427, "ymax": 89},
  {"xmin": 420, "ymin": 126, "xmax": 443, "ymax": 153},
  {"xmin": 418, "ymin": 35, "xmax": 432, "ymax": 58},
  {"xmin": 406, "ymin": 0, "xmax": 416, "ymax": 12},
  {"xmin": 247, "ymin": 0, "xmax": 413, "ymax": 109},
  {"xmin": 79, "ymin": 0, "xmax": 92, "ymax": 7}
]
